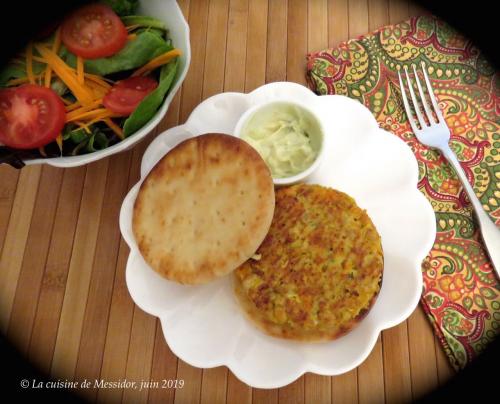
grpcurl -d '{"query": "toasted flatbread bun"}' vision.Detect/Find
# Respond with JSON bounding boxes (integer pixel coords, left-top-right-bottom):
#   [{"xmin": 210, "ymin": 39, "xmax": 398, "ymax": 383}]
[
  {"xmin": 234, "ymin": 184, "xmax": 383, "ymax": 341},
  {"xmin": 133, "ymin": 133, "xmax": 275, "ymax": 285}
]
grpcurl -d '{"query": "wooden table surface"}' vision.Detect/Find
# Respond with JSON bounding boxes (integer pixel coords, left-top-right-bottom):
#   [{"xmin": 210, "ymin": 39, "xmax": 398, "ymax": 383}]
[{"xmin": 1, "ymin": 0, "xmax": 456, "ymax": 402}]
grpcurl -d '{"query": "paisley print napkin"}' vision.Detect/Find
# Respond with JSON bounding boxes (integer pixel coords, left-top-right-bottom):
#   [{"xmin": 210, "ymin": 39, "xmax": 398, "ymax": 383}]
[{"xmin": 306, "ymin": 15, "xmax": 499, "ymax": 370}]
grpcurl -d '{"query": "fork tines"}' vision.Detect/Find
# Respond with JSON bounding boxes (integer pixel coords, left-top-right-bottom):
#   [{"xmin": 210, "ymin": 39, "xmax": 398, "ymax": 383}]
[{"xmin": 398, "ymin": 63, "xmax": 444, "ymax": 133}]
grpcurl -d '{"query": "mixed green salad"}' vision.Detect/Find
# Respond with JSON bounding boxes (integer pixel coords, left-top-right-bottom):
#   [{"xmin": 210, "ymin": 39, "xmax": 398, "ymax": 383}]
[{"xmin": 0, "ymin": 0, "xmax": 181, "ymax": 166}]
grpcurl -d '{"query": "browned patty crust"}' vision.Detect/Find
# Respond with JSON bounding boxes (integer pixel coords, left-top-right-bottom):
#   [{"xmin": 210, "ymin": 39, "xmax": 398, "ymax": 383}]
[
  {"xmin": 133, "ymin": 133, "xmax": 275, "ymax": 285},
  {"xmin": 234, "ymin": 184, "xmax": 383, "ymax": 341}
]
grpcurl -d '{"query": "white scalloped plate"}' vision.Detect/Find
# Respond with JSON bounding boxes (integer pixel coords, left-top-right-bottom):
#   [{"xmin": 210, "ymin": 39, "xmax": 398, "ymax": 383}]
[{"xmin": 119, "ymin": 82, "xmax": 436, "ymax": 389}]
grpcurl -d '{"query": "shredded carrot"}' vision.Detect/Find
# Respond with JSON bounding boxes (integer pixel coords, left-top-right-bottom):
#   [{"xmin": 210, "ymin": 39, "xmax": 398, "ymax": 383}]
[
  {"xmin": 66, "ymin": 108, "xmax": 105, "ymax": 122},
  {"xmin": 91, "ymin": 89, "xmax": 107, "ymax": 100},
  {"xmin": 80, "ymin": 116, "xmax": 105, "ymax": 129},
  {"xmin": 132, "ymin": 48, "xmax": 181, "ymax": 77},
  {"xmin": 65, "ymin": 101, "xmax": 81, "ymax": 111},
  {"xmin": 84, "ymin": 74, "xmax": 112, "ymax": 90},
  {"xmin": 74, "ymin": 121, "xmax": 92, "ymax": 134},
  {"xmin": 77, "ymin": 56, "xmax": 85, "ymax": 85},
  {"xmin": 56, "ymin": 134, "xmax": 63, "ymax": 152},
  {"xmin": 103, "ymin": 118, "xmax": 124, "ymax": 139},
  {"xmin": 52, "ymin": 29, "xmax": 62, "ymax": 52},
  {"xmin": 65, "ymin": 98, "xmax": 102, "ymax": 116},
  {"xmin": 6, "ymin": 77, "xmax": 29, "ymax": 86},
  {"xmin": 26, "ymin": 43, "xmax": 35, "ymax": 84},
  {"xmin": 75, "ymin": 114, "xmax": 120, "ymax": 135},
  {"xmin": 89, "ymin": 88, "xmax": 107, "ymax": 100},
  {"xmin": 126, "ymin": 24, "xmax": 140, "ymax": 31},
  {"xmin": 35, "ymin": 45, "xmax": 94, "ymax": 105},
  {"xmin": 61, "ymin": 98, "xmax": 74, "ymax": 106},
  {"xmin": 44, "ymin": 29, "xmax": 61, "ymax": 87},
  {"xmin": 66, "ymin": 108, "xmax": 118, "ymax": 123},
  {"xmin": 127, "ymin": 33, "xmax": 137, "ymax": 41},
  {"xmin": 6, "ymin": 75, "xmax": 43, "ymax": 86},
  {"xmin": 85, "ymin": 80, "xmax": 109, "ymax": 99},
  {"xmin": 44, "ymin": 68, "xmax": 51, "ymax": 88},
  {"xmin": 85, "ymin": 74, "xmax": 113, "ymax": 99},
  {"xmin": 32, "ymin": 55, "xmax": 47, "ymax": 64},
  {"xmin": 85, "ymin": 73, "xmax": 115, "ymax": 84}
]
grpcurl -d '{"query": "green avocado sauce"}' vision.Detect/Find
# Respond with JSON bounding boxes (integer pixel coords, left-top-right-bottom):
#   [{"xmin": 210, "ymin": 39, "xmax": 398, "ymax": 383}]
[{"xmin": 240, "ymin": 103, "xmax": 322, "ymax": 178}]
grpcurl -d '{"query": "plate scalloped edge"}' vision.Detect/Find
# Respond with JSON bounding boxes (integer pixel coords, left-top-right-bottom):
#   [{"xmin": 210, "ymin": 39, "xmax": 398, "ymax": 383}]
[{"xmin": 119, "ymin": 81, "xmax": 436, "ymax": 389}]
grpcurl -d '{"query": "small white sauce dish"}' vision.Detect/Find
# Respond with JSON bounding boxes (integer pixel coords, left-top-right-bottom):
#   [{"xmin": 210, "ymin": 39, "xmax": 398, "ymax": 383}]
[{"xmin": 234, "ymin": 100, "xmax": 325, "ymax": 186}]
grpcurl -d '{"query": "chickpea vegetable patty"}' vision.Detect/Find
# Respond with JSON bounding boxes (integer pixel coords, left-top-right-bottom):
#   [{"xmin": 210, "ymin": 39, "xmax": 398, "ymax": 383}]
[{"xmin": 234, "ymin": 184, "xmax": 383, "ymax": 341}]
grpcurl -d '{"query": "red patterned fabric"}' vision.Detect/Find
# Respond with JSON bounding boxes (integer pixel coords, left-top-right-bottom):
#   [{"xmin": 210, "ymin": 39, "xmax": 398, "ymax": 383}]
[{"xmin": 306, "ymin": 15, "xmax": 499, "ymax": 370}]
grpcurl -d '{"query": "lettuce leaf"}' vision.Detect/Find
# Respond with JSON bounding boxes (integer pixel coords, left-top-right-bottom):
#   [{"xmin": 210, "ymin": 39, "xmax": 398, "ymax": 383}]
[
  {"xmin": 100, "ymin": 0, "xmax": 139, "ymax": 16},
  {"xmin": 64, "ymin": 31, "xmax": 172, "ymax": 76},
  {"xmin": 123, "ymin": 58, "xmax": 178, "ymax": 137}
]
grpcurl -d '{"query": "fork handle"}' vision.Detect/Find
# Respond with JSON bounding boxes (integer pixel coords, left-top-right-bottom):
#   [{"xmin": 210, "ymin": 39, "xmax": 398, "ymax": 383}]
[{"xmin": 441, "ymin": 145, "xmax": 500, "ymax": 279}]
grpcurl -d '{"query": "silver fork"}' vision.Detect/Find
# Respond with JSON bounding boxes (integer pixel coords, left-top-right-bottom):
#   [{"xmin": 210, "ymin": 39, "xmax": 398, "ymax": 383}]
[{"xmin": 398, "ymin": 63, "xmax": 500, "ymax": 279}]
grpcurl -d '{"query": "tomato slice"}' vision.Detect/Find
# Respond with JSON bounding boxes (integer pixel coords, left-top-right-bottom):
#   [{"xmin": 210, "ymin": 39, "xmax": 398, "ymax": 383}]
[
  {"xmin": 0, "ymin": 85, "xmax": 66, "ymax": 150},
  {"xmin": 103, "ymin": 76, "xmax": 158, "ymax": 115},
  {"xmin": 61, "ymin": 4, "xmax": 127, "ymax": 59}
]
